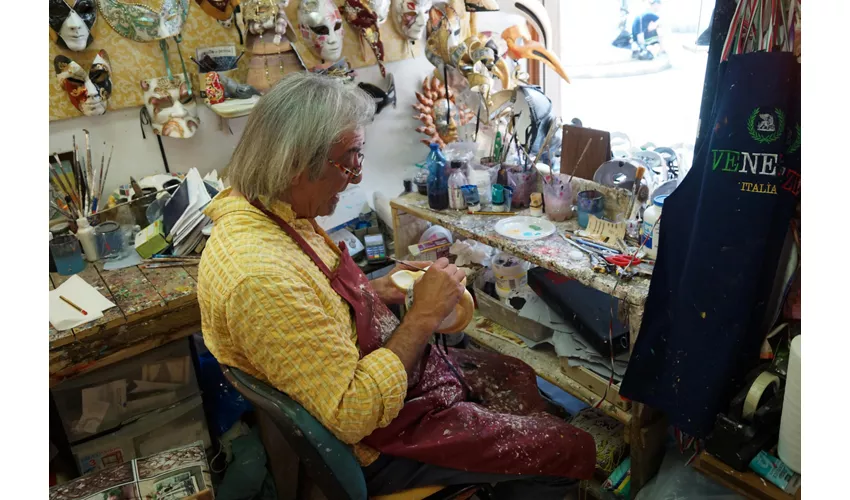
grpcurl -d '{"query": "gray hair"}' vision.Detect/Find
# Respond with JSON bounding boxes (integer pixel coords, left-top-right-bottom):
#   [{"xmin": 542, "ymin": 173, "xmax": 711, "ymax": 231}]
[{"xmin": 226, "ymin": 72, "xmax": 375, "ymax": 200}]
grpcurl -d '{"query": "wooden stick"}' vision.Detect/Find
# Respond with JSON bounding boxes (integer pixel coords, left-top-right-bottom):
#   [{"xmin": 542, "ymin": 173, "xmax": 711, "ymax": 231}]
[
  {"xmin": 469, "ymin": 211, "xmax": 517, "ymax": 216},
  {"xmin": 568, "ymin": 138, "xmax": 594, "ymax": 181}
]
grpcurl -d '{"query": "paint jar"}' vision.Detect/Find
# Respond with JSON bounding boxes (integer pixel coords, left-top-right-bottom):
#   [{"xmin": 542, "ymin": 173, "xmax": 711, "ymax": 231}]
[
  {"xmin": 506, "ymin": 166, "xmax": 538, "ymax": 208},
  {"xmin": 96, "ymin": 221, "xmax": 125, "ymax": 260},
  {"xmin": 492, "ymin": 251, "xmax": 529, "ymax": 300},
  {"xmin": 491, "ymin": 184, "xmax": 506, "ymax": 212},
  {"xmin": 51, "ymin": 234, "xmax": 86, "ymax": 276},
  {"xmin": 529, "ymin": 192, "xmax": 543, "ymax": 217},
  {"xmin": 543, "ymin": 176, "xmax": 573, "ymax": 222},
  {"xmin": 576, "ymin": 190, "xmax": 605, "ymax": 228},
  {"xmin": 460, "ymin": 185, "xmax": 481, "ymax": 212}
]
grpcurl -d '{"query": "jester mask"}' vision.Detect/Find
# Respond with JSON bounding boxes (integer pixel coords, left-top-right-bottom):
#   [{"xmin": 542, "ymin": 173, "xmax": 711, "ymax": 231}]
[
  {"xmin": 49, "ymin": 0, "xmax": 97, "ymax": 51},
  {"xmin": 140, "ymin": 75, "xmax": 201, "ymax": 139},
  {"xmin": 54, "ymin": 50, "xmax": 112, "ymax": 116},
  {"xmin": 97, "ymin": 0, "xmax": 190, "ymax": 42},
  {"xmin": 341, "ymin": 0, "xmax": 386, "ymax": 76},
  {"xmin": 297, "ymin": 0, "xmax": 344, "ymax": 62}
]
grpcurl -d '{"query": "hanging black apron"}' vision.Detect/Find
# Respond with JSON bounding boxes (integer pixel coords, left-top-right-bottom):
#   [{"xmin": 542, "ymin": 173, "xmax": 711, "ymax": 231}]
[{"xmin": 620, "ymin": 51, "xmax": 801, "ymax": 437}]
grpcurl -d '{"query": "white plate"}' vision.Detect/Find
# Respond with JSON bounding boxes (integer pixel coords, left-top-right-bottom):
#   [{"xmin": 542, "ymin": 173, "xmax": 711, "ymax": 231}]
[{"xmin": 494, "ymin": 216, "xmax": 557, "ymax": 241}]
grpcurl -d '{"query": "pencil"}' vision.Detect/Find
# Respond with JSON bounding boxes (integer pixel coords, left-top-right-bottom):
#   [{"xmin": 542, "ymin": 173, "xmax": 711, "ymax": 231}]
[{"xmin": 60, "ymin": 295, "xmax": 87, "ymax": 315}]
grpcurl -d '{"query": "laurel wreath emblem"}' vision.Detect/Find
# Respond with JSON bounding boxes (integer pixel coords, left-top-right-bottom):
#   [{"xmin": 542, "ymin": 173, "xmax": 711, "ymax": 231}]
[
  {"xmin": 747, "ymin": 107, "xmax": 785, "ymax": 144},
  {"xmin": 786, "ymin": 123, "xmax": 801, "ymax": 154}
]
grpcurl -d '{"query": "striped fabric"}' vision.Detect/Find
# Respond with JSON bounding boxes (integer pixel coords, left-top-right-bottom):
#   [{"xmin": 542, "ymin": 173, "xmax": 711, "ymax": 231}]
[{"xmin": 198, "ymin": 189, "xmax": 407, "ymax": 465}]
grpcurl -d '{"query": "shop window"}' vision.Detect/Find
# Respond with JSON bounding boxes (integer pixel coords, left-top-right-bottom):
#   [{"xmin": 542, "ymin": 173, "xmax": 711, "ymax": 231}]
[{"xmin": 555, "ymin": 0, "xmax": 714, "ymax": 149}]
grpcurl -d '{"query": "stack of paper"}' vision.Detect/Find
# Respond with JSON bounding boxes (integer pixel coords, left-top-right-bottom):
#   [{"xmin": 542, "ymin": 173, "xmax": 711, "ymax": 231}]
[
  {"xmin": 49, "ymin": 275, "xmax": 117, "ymax": 331},
  {"xmin": 163, "ymin": 168, "xmax": 218, "ymax": 256},
  {"xmin": 515, "ymin": 291, "xmax": 629, "ymax": 382}
]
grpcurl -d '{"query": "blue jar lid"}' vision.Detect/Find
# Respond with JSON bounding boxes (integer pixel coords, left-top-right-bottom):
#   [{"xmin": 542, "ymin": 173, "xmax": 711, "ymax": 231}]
[{"xmin": 653, "ymin": 195, "xmax": 668, "ymax": 207}]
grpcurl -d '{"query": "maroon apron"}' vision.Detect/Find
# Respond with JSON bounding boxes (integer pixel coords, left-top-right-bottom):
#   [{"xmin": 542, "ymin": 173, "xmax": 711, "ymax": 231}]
[{"xmin": 251, "ymin": 201, "xmax": 596, "ymax": 479}]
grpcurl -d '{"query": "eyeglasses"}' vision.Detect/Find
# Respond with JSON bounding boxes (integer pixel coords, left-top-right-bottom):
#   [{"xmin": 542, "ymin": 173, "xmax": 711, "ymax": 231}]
[{"xmin": 328, "ymin": 152, "xmax": 364, "ymax": 180}]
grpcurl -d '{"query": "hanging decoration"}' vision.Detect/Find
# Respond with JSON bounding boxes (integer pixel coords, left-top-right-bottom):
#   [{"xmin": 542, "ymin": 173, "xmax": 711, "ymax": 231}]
[
  {"xmin": 501, "ymin": 24, "xmax": 570, "ymax": 83},
  {"xmin": 368, "ymin": 0, "xmax": 391, "ymax": 24},
  {"xmin": 54, "ymin": 50, "xmax": 113, "ymax": 117},
  {"xmin": 49, "ymin": 0, "xmax": 98, "ymax": 51},
  {"xmin": 412, "ymin": 75, "xmax": 475, "ymax": 147}
]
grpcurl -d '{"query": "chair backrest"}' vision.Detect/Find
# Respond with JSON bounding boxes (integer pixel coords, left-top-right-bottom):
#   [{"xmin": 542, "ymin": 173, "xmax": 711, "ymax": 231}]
[{"xmin": 221, "ymin": 365, "xmax": 368, "ymax": 500}]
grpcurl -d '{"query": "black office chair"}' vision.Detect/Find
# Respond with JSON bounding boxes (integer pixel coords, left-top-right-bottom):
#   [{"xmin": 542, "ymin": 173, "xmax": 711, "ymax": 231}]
[{"xmin": 221, "ymin": 365, "xmax": 483, "ymax": 500}]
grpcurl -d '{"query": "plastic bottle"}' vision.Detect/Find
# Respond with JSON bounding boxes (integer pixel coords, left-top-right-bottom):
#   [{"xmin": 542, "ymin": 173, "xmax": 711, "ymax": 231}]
[
  {"xmin": 426, "ymin": 143, "xmax": 449, "ymax": 210},
  {"xmin": 448, "ymin": 160, "xmax": 469, "ymax": 210},
  {"xmin": 641, "ymin": 195, "xmax": 667, "ymax": 259},
  {"xmin": 76, "ymin": 217, "xmax": 99, "ymax": 262}
]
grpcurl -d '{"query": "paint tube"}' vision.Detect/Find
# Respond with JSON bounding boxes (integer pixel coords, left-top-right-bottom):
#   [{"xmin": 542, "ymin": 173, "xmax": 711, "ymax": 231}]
[
  {"xmin": 603, "ymin": 457, "xmax": 631, "ymax": 491},
  {"xmin": 748, "ymin": 451, "xmax": 801, "ymax": 494}
]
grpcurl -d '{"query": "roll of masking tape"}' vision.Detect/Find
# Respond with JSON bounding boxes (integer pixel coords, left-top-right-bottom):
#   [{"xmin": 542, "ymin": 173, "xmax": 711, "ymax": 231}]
[{"xmin": 742, "ymin": 371, "xmax": 781, "ymax": 422}]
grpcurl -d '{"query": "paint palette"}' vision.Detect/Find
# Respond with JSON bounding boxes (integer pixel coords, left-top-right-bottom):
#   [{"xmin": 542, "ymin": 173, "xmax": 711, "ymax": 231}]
[{"xmin": 494, "ymin": 216, "xmax": 557, "ymax": 241}]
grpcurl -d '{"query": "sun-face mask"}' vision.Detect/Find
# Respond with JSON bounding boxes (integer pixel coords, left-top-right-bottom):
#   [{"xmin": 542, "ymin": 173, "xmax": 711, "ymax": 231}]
[
  {"xmin": 392, "ymin": 0, "xmax": 432, "ymax": 41},
  {"xmin": 194, "ymin": 0, "xmax": 236, "ymax": 21},
  {"xmin": 97, "ymin": 0, "xmax": 190, "ymax": 42},
  {"xmin": 297, "ymin": 0, "xmax": 344, "ymax": 63},
  {"xmin": 54, "ymin": 50, "xmax": 112, "ymax": 116},
  {"xmin": 50, "ymin": 0, "xmax": 97, "ymax": 51},
  {"xmin": 141, "ymin": 75, "xmax": 200, "ymax": 138},
  {"xmin": 342, "ymin": 0, "xmax": 386, "ymax": 76},
  {"xmin": 367, "ymin": 0, "xmax": 390, "ymax": 24}
]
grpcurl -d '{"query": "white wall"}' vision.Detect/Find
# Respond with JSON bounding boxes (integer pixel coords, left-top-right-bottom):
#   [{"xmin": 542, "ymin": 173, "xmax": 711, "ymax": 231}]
[{"xmin": 48, "ymin": 12, "xmax": 526, "ymax": 208}]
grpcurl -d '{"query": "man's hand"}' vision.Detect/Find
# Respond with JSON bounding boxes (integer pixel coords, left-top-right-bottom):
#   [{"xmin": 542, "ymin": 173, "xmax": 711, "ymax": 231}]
[
  {"xmin": 407, "ymin": 258, "xmax": 467, "ymax": 332},
  {"xmin": 370, "ymin": 261, "xmax": 433, "ymax": 305},
  {"xmin": 384, "ymin": 258, "xmax": 467, "ymax": 375}
]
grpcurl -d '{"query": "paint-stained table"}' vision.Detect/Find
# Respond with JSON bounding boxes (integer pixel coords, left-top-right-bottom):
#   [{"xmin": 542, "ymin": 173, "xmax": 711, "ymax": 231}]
[
  {"xmin": 390, "ymin": 193, "xmax": 666, "ymax": 499},
  {"xmin": 49, "ymin": 262, "xmax": 201, "ymax": 387}
]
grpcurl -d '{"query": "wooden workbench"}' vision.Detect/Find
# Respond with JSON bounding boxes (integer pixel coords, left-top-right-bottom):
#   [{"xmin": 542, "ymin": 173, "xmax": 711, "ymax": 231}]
[
  {"xmin": 390, "ymin": 193, "xmax": 667, "ymax": 498},
  {"xmin": 49, "ymin": 262, "xmax": 201, "ymax": 387}
]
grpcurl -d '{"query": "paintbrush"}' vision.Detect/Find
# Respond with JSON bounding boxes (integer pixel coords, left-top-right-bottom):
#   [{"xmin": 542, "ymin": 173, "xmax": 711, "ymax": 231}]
[
  {"xmin": 99, "ymin": 145, "xmax": 114, "ymax": 203},
  {"xmin": 84, "ymin": 129, "xmax": 93, "ymax": 215},
  {"xmin": 389, "ymin": 257, "xmax": 430, "ymax": 272},
  {"xmin": 50, "ymin": 156, "xmax": 81, "ymax": 217},
  {"xmin": 93, "ymin": 147, "xmax": 106, "ymax": 213},
  {"xmin": 129, "ymin": 177, "xmax": 144, "ymax": 197},
  {"xmin": 140, "ymin": 262, "xmax": 199, "ymax": 269},
  {"xmin": 627, "ymin": 166, "xmax": 646, "ymax": 220},
  {"xmin": 568, "ymin": 138, "xmax": 594, "ymax": 181}
]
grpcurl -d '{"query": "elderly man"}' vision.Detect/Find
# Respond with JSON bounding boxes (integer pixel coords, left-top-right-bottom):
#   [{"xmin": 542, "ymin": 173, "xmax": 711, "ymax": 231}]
[{"xmin": 198, "ymin": 72, "xmax": 595, "ymax": 499}]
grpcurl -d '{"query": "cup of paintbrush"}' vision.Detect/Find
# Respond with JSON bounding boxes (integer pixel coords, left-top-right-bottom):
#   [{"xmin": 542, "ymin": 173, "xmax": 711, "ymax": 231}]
[{"xmin": 627, "ymin": 166, "xmax": 646, "ymax": 220}]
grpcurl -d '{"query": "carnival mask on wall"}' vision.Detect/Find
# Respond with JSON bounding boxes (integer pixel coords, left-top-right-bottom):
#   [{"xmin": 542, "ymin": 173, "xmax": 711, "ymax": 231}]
[
  {"xmin": 298, "ymin": 0, "xmax": 344, "ymax": 62},
  {"xmin": 392, "ymin": 0, "xmax": 432, "ymax": 41},
  {"xmin": 243, "ymin": 0, "xmax": 291, "ymax": 40},
  {"xmin": 368, "ymin": 0, "xmax": 390, "ymax": 24},
  {"xmin": 54, "ymin": 50, "xmax": 112, "ymax": 116},
  {"xmin": 49, "ymin": 0, "xmax": 97, "ymax": 51},
  {"xmin": 194, "ymin": 0, "xmax": 236, "ymax": 22},
  {"xmin": 342, "ymin": 0, "xmax": 386, "ymax": 76},
  {"xmin": 140, "ymin": 75, "xmax": 200, "ymax": 139},
  {"xmin": 97, "ymin": 0, "xmax": 190, "ymax": 42}
]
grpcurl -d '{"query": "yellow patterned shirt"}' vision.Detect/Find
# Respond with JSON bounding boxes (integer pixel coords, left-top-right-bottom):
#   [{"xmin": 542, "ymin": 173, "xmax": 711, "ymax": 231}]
[{"xmin": 198, "ymin": 189, "xmax": 407, "ymax": 465}]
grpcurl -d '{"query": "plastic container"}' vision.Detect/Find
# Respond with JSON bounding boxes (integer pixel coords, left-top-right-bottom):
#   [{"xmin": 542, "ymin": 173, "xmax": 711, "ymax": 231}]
[
  {"xmin": 414, "ymin": 166, "xmax": 429, "ymax": 195},
  {"xmin": 51, "ymin": 234, "xmax": 86, "ymax": 276},
  {"xmin": 96, "ymin": 221, "xmax": 125, "ymax": 260},
  {"xmin": 76, "ymin": 217, "xmax": 99, "ymax": 262},
  {"xmin": 425, "ymin": 143, "xmax": 449, "ymax": 210},
  {"xmin": 448, "ymin": 160, "xmax": 469, "ymax": 210},
  {"xmin": 543, "ymin": 176, "xmax": 573, "ymax": 222},
  {"xmin": 491, "ymin": 251, "xmax": 529, "ymax": 300},
  {"xmin": 642, "ymin": 195, "xmax": 667, "ymax": 259},
  {"xmin": 467, "ymin": 167, "xmax": 492, "ymax": 205}
]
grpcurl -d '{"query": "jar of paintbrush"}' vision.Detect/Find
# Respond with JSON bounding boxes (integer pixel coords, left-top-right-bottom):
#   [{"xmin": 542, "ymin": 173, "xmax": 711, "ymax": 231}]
[{"xmin": 543, "ymin": 173, "xmax": 573, "ymax": 221}]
